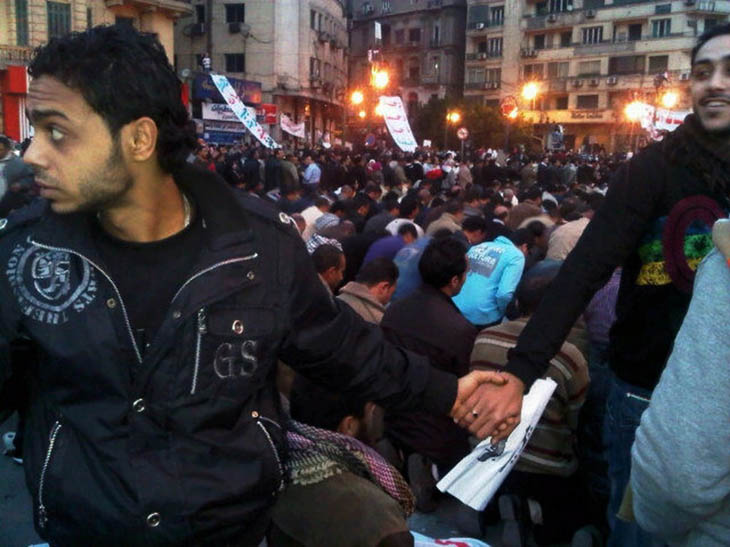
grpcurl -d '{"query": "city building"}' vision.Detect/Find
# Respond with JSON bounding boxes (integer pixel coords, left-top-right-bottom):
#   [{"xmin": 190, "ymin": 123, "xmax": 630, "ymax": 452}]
[
  {"xmin": 464, "ymin": 0, "xmax": 729, "ymax": 152},
  {"xmin": 0, "ymin": 0, "xmax": 191, "ymax": 142},
  {"xmin": 173, "ymin": 0, "xmax": 348, "ymax": 145},
  {"xmin": 348, "ymin": 0, "xmax": 467, "ymax": 116}
]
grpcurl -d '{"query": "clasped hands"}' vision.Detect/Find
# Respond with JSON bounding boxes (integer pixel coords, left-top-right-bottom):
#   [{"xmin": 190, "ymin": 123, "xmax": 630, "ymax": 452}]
[{"xmin": 450, "ymin": 370, "xmax": 525, "ymax": 442}]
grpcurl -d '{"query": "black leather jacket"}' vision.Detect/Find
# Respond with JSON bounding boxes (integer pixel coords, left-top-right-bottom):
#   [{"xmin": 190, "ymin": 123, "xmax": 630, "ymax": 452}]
[{"xmin": 0, "ymin": 166, "xmax": 457, "ymax": 546}]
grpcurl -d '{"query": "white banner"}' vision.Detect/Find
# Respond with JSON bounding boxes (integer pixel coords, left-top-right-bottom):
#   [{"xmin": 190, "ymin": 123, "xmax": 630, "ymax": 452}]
[
  {"xmin": 280, "ymin": 113, "xmax": 306, "ymax": 139},
  {"xmin": 210, "ymin": 74, "xmax": 279, "ymax": 149},
  {"xmin": 379, "ymin": 96, "xmax": 418, "ymax": 152},
  {"xmin": 632, "ymin": 102, "xmax": 690, "ymax": 139}
]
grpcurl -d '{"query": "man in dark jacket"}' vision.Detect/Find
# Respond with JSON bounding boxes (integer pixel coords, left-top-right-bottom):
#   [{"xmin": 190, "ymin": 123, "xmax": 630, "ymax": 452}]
[
  {"xmin": 0, "ymin": 25, "xmax": 503, "ymax": 546},
  {"xmin": 381, "ymin": 238, "xmax": 478, "ymax": 473},
  {"xmin": 459, "ymin": 24, "xmax": 730, "ymax": 547}
]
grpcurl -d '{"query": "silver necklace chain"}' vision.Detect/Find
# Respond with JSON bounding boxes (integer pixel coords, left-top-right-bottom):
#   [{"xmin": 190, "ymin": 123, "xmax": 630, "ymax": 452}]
[{"xmin": 97, "ymin": 192, "xmax": 192, "ymax": 231}]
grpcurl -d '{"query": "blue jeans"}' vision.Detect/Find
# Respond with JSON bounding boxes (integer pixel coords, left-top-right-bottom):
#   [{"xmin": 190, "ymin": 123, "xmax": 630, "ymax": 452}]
[{"xmin": 603, "ymin": 374, "xmax": 664, "ymax": 547}]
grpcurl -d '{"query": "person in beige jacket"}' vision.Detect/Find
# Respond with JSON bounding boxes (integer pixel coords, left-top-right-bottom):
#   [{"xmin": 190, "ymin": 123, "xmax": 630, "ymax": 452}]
[{"xmin": 337, "ymin": 258, "xmax": 399, "ymax": 324}]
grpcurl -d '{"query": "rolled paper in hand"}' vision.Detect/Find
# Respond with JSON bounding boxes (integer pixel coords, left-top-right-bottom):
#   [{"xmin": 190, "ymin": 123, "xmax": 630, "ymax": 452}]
[{"xmin": 711, "ymin": 219, "xmax": 730, "ymax": 267}]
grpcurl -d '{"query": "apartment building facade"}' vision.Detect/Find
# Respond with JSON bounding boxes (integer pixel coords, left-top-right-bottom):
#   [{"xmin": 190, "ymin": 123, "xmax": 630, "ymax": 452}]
[
  {"xmin": 0, "ymin": 0, "xmax": 191, "ymax": 141},
  {"xmin": 465, "ymin": 0, "xmax": 729, "ymax": 152},
  {"xmin": 174, "ymin": 0, "xmax": 348, "ymax": 144},
  {"xmin": 349, "ymin": 0, "xmax": 467, "ymax": 115}
]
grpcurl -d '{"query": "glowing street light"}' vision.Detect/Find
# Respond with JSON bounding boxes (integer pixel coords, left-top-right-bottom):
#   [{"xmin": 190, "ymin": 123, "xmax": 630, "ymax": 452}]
[
  {"xmin": 507, "ymin": 108, "xmax": 518, "ymax": 119},
  {"xmin": 351, "ymin": 90, "xmax": 364, "ymax": 105},
  {"xmin": 446, "ymin": 111, "xmax": 461, "ymax": 124},
  {"xmin": 625, "ymin": 101, "xmax": 643, "ymax": 121},
  {"xmin": 521, "ymin": 81, "xmax": 540, "ymax": 102},
  {"xmin": 374, "ymin": 103, "xmax": 384, "ymax": 116},
  {"xmin": 661, "ymin": 90, "xmax": 679, "ymax": 109},
  {"xmin": 372, "ymin": 70, "xmax": 390, "ymax": 90},
  {"xmin": 358, "ymin": 110, "xmax": 367, "ymax": 119}
]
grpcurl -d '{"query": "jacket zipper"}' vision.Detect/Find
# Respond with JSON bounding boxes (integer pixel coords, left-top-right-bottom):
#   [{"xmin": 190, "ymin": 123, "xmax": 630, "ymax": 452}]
[
  {"xmin": 255, "ymin": 419, "xmax": 285, "ymax": 492},
  {"xmin": 190, "ymin": 307, "xmax": 207, "ymax": 395},
  {"xmin": 38, "ymin": 421, "xmax": 62, "ymax": 530},
  {"xmin": 29, "ymin": 240, "xmax": 143, "ymax": 365},
  {"xmin": 171, "ymin": 253, "xmax": 259, "ymax": 303}
]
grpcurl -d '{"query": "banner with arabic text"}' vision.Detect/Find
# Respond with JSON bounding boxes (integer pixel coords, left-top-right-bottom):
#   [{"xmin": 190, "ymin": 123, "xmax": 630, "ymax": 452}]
[
  {"xmin": 210, "ymin": 74, "xmax": 279, "ymax": 149},
  {"xmin": 379, "ymin": 96, "xmax": 418, "ymax": 152},
  {"xmin": 280, "ymin": 114, "xmax": 306, "ymax": 139}
]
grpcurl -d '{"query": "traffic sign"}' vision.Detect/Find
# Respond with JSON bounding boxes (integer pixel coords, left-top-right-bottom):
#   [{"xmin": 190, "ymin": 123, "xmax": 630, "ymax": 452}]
[
  {"xmin": 500, "ymin": 96, "xmax": 518, "ymax": 117},
  {"xmin": 457, "ymin": 127, "xmax": 469, "ymax": 140}
]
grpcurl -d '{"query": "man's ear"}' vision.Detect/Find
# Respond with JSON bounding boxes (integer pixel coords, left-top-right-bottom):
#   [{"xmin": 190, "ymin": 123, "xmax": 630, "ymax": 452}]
[
  {"xmin": 336, "ymin": 415, "xmax": 360, "ymax": 437},
  {"xmin": 122, "ymin": 117, "xmax": 158, "ymax": 163}
]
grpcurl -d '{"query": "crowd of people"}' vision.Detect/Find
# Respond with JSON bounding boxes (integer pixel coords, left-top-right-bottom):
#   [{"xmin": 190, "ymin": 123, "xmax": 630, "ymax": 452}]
[{"xmin": 1, "ymin": 21, "xmax": 729, "ymax": 547}]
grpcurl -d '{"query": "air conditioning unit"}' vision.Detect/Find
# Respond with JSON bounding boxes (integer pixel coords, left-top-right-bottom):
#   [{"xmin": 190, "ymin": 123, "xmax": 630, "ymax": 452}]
[
  {"xmin": 476, "ymin": 22, "xmax": 486, "ymax": 30},
  {"xmin": 529, "ymin": 49, "xmax": 538, "ymax": 57},
  {"xmin": 685, "ymin": 0, "xmax": 696, "ymax": 5},
  {"xmin": 490, "ymin": 82, "xmax": 500, "ymax": 89},
  {"xmin": 679, "ymin": 72, "xmax": 690, "ymax": 81},
  {"xmin": 607, "ymin": 76, "xmax": 618, "ymax": 85},
  {"xmin": 478, "ymin": 52, "xmax": 488, "ymax": 59},
  {"xmin": 589, "ymin": 78, "xmax": 600, "ymax": 86},
  {"xmin": 616, "ymin": 32, "xmax": 627, "ymax": 42},
  {"xmin": 547, "ymin": 13, "xmax": 558, "ymax": 22},
  {"xmin": 573, "ymin": 79, "xmax": 584, "ymax": 87},
  {"xmin": 190, "ymin": 23, "xmax": 205, "ymax": 36},
  {"xmin": 586, "ymin": 9, "xmax": 597, "ymax": 18},
  {"xmin": 520, "ymin": 48, "xmax": 533, "ymax": 57},
  {"xmin": 228, "ymin": 22, "xmax": 241, "ymax": 33}
]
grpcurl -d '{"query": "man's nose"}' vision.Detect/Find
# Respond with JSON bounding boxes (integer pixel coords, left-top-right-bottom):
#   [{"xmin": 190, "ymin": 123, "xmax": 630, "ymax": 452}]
[{"xmin": 22, "ymin": 137, "xmax": 45, "ymax": 170}]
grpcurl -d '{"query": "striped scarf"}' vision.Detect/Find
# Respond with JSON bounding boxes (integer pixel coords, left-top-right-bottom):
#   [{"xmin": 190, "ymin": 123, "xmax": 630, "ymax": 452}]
[{"xmin": 285, "ymin": 420, "xmax": 415, "ymax": 516}]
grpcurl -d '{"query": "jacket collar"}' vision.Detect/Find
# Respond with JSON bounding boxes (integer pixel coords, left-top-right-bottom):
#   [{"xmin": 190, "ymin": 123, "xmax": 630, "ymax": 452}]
[{"xmin": 31, "ymin": 164, "xmax": 254, "ymax": 255}]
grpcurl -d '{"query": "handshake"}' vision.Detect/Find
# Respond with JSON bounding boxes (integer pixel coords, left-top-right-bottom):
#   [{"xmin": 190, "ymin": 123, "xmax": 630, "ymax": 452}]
[{"xmin": 449, "ymin": 369, "xmax": 525, "ymax": 443}]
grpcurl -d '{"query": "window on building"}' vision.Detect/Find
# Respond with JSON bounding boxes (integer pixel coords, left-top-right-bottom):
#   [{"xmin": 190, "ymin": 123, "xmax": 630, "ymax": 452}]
[
  {"xmin": 487, "ymin": 68, "xmax": 501, "ymax": 83},
  {"xmin": 477, "ymin": 41, "xmax": 487, "ymax": 53},
  {"xmin": 396, "ymin": 58, "xmax": 404, "ymax": 76},
  {"xmin": 655, "ymin": 3, "xmax": 671, "ymax": 14},
  {"xmin": 409, "ymin": 28, "xmax": 421, "ymax": 43},
  {"xmin": 555, "ymin": 95, "xmax": 569, "ymax": 109},
  {"xmin": 115, "ymin": 16, "xmax": 134, "ymax": 28},
  {"xmin": 705, "ymin": 18, "xmax": 719, "ymax": 31},
  {"xmin": 318, "ymin": 13, "xmax": 323, "ymax": 31},
  {"xmin": 628, "ymin": 23, "xmax": 642, "ymax": 40},
  {"xmin": 577, "ymin": 60, "xmax": 601, "ymax": 76},
  {"xmin": 468, "ymin": 5, "xmax": 489, "ymax": 25},
  {"xmin": 524, "ymin": 63, "xmax": 544, "ymax": 79},
  {"xmin": 225, "ymin": 4, "xmax": 245, "ymax": 23},
  {"xmin": 582, "ymin": 26, "xmax": 603, "ymax": 44},
  {"xmin": 47, "ymin": 1, "xmax": 71, "ymax": 39},
  {"xmin": 408, "ymin": 62, "xmax": 420, "ymax": 81},
  {"xmin": 432, "ymin": 24, "xmax": 440, "ymax": 45},
  {"xmin": 609, "ymin": 55, "xmax": 645, "ymax": 74},
  {"xmin": 382, "ymin": 24, "xmax": 391, "ymax": 46},
  {"xmin": 431, "ymin": 55, "xmax": 440, "ymax": 73},
  {"xmin": 467, "ymin": 68, "xmax": 486, "ymax": 84},
  {"xmin": 225, "ymin": 54, "xmax": 245, "ymax": 73},
  {"xmin": 560, "ymin": 31, "xmax": 572, "ymax": 47},
  {"xmin": 488, "ymin": 37, "xmax": 503, "ymax": 57},
  {"xmin": 382, "ymin": 1, "xmax": 391, "ymax": 13},
  {"xmin": 309, "ymin": 57, "xmax": 321, "ymax": 77},
  {"xmin": 549, "ymin": 0, "xmax": 572, "ymax": 13},
  {"xmin": 86, "ymin": 6, "xmax": 92, "ymax": 28},
  {"xmin": 652, "ymin": 18, "xmax": 671, "ymax": 37},
  {"xmin": 15, "ymin": 0, "xmax": 29, "ymax": 46},
  {"xmin": 310, "ymin": 9, "xmax": 316, "ymax": 29},
  {"xmin": 491, "ymin": 6, "xmax": 504, "ymax": 25},
  {"xmin": 534, "ymin": 34, "xmax": 546, "ymax": 49},
  {"xmin": 547, "ymin": 61, "xmax": 569, "ymax": 78},
  {"xmin": 648, "ymin": 55, "xmax": 669, "ymax": 73},
  {"xmin": 577, "ymin": 94, "xmax": 599, "ymax": 109},
  {"xmin": 395, "ymin": 29, "xmax": 405, "ymax": 44},
  {"xmin": 195, "ymin": 4, "xmax": 205, "ymax": 23}
]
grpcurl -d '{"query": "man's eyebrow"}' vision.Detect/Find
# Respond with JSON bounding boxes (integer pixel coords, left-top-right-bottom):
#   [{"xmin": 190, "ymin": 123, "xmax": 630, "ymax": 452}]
[
  {"xmin": 25, "ymin": 108, "xmax": 70, "ymax": 123},
  {"xmin": 693, "ymin": 54, "xmax": 730, "ymax": 66}
]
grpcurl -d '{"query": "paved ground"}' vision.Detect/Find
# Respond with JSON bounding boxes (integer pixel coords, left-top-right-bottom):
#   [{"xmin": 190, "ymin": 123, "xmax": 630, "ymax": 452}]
[{"xmin": 0, "ymin": 414, "xmax": 505, "ymax": 547}]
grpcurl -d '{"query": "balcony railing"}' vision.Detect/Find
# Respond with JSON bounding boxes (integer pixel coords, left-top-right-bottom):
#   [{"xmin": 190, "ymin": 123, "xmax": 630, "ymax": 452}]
[
  {"xmin": 467, "ymin": 20, "xmax": 504, "ymax": 31},
  {"xmin": 466, "ymin": 52, "xmax": 503, "ymax": 60},
  {"xmin": 0, "ymin": 45, "xmax": 33, "ymax": 67}
]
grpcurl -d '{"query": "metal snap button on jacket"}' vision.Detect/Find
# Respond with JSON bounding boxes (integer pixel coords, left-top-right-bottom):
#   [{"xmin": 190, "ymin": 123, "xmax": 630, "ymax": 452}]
[
  {"xmin": 146, "ymin": 512, "xmax": 161, "ymax": 527},
  {"xmin": 132, "ymin": 399, "xmax": 145, "ymax": 413}
]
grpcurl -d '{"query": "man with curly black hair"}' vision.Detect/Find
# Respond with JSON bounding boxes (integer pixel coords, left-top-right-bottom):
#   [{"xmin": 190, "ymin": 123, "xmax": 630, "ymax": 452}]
[{"xmin": 0, "ymin": 25, "xmax": 505, "ymax": 546}]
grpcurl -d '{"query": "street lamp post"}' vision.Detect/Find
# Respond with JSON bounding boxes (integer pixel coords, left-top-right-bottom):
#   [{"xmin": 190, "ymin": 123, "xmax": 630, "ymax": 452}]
[{"xmin": 444, "ymin": 110, "xmax": 461, "ymax": 150}]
